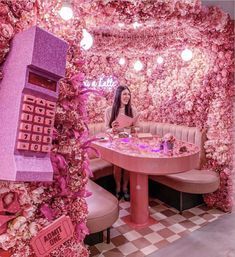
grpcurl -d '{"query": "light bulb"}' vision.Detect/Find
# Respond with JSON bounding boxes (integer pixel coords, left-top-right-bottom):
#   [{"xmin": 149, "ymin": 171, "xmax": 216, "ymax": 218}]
[
  {"xmin": 118, "ymin": 57, "xmax": 126, "ymax": 65},
  {"xmin": 59, "ymin": 3, "xmax": 73, "ymax": 21},
  {"xmin": 80, "ymin": 29, "xmax": 93, "ymax": 50},
  {"xmin": 134, "ymin": 60, "xmax": 143, "ymax": 71},
  {"xmin": 181, "ymin": 49, "xmax": 193, "ymax": 61},
  {"xmin": 157, "ymin": 56, "xmax": 164, "ymax": 64},
  {"xmin": 118, "ymin": 23, "xmax": 125, "ymax": 28},
  {"xmin": 133, "ymin": 22, "xmax": 141, "ymax": 29}
]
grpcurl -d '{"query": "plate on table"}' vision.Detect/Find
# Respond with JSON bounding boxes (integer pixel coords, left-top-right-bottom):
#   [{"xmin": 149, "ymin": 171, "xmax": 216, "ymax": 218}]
[
  {"xmin": 97, "ymin": 137, "xmax": 109, "ymax": 142},
  {"xmin": 137, "ymin": 133, "xmax": 153, "ymax": 139},
  {"xmin": 118, "ymin": 132, "xmax": 132, "ymax": 138}
]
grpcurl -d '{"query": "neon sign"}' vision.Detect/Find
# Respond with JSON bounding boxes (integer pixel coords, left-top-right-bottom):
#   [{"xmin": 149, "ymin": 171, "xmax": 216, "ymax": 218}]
[{"xmin": 84, "ymin": 75, "xmax": 118, "ymax": 90}]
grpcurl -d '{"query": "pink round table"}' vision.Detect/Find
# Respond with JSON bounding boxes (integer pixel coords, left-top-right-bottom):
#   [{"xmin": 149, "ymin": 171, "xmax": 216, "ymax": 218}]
[{"xmin": 92, "ymin": 136, "xmax": 200, "ymax": 228}]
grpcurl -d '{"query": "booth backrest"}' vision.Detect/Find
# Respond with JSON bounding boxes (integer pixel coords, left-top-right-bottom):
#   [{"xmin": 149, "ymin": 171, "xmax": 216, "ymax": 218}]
[
  {"xmin": 89, "ymin": 123, "xmax": 107, "ymax": 136},
  {"xmin": 88, "ymin": 122, "xmax": 206, "ymax": 168}
]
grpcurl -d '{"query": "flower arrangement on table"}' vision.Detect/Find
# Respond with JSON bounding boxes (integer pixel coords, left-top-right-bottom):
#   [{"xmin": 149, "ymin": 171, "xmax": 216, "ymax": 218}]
[{"xmin": 160, "ymin": 133, "xmax": 176, "ymax": 152}]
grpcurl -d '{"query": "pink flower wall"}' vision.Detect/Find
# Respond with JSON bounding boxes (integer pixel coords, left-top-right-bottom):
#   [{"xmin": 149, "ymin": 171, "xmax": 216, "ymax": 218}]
[
  {"xmin": 0, "ymin": 0, "xmax": 234, "ymax": 256},
  {"xmin": 82, "ymin": 1, "xmax": 234, "ymax": 212},
  {"xmin": 0, "ymin": 0, "xmax": 89, "ymax": 256}
]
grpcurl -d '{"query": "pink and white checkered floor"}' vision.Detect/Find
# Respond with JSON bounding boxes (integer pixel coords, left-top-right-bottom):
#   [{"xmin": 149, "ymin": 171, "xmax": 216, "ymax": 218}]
[{"xmin": 89, "ymin": 198, "xmax": 224, "ymax": 257}]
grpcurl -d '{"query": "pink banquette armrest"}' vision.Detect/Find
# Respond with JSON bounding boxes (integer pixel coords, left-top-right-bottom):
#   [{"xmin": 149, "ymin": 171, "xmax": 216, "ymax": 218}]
[{"xmin": 86, "ymin": 179, "xmax": 119, "ymax": 234}]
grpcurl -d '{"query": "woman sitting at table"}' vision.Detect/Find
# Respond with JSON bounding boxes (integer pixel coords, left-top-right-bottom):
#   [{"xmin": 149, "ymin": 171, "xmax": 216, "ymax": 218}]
[{"xmin": 105, "ymin": 85, "xmax": 139, "ymax": 201}]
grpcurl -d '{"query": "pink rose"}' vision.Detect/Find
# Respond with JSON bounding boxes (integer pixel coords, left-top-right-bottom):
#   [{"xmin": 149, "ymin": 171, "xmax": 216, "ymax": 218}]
[
  {"xmin": 0, "ymin": 24, "xmax": 14, "ymax": 39},
  {"xmin": 221, "ymin": 78, "xmax": 227, "ymax": 85},
  {"xmin": 221, "ymin": 69, "xmax": 227, "ymax": 78},
  {"xmin": 0, "ymin": 3, "xmax": 9, "ymax": 16},
  {"xmin": 218, "ymin": 51, "xmax": 224, "ymax": 59}
]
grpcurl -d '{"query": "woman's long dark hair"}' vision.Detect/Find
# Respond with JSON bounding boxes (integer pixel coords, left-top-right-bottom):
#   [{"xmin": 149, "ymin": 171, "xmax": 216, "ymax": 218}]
[{"xmin": 109, "ymin": 85, "xmax": 133, "ymax": 128}]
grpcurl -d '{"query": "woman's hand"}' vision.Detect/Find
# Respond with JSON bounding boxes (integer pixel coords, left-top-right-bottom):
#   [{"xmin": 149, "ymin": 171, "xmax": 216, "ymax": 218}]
[{"xmin": 111, "ymin": 120, "xmax": 119, "ymax": 133}]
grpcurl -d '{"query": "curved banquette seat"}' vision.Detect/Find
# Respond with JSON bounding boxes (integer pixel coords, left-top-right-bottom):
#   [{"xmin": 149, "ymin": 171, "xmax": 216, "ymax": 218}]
[
  {"xmin": 86, "ymin": 179, "xmax": 119, "ymax": 244},
  {"xmin": 85, "ymin": 125, "xmax": 116, "ymax": 244},
  {"xmin": 89, "ymin": 158, "xmax": 113, "ymax": 180},
  {"xmin": 150, "ymin": 169, "xmax": 220, "ymax": 194},
  {"xmin": 88, "ymin": 123, "xmax": 113, "ymax": 180},
  {"xmin": 88, "ymin": 122, "xmax": 220, "ymax": 199}
]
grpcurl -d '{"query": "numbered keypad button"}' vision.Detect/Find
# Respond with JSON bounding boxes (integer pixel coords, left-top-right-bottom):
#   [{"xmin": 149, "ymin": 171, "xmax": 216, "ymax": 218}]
[
  {"xmin": 18, "ymin": 132, "xmax": 31, "ymax": 141},
  {"xmin": 35, "ymin": 107, "xmax": 45, "ymax": 115},
  {"xmin": 41, "ymin": 145, "xmax": 51, "ymax": 153},
  {"xmin": 43, "ymin": 136, "xmax": 52, "ymax": 144},
  {"xmin": 46, "ymin": 101, "xmax": 56, "ymax": 109},
  {"xmin": 33, "ymin": 125, "xmax": 43, "ymax": 133},
  {"xmin": 20, "ymin": 123, "xmax": 32, "ymax": 132},
  {"xmin": 34, "ymin": 116, "xmax": 44, "ymax": 124},
  {"xmin": 17, "ymin": 142, "xmax": 30, "ymax": 150},
  {"xmin": 22, "ymin": 104, "xmax": 34, "ymax": 113},
  {"xmin": 45, "ymin": 109, "xmax": 55, "ymax": 118},
  {"xmin": 35, "ymin": 98, "xmax": 46, "ymax": 106},
  {"xmin": 44, "ymin": 127, "xmax": 52, "ymax": 135},
  {"xmin": 23, "ymin": 95, "xmax": 35, "ymax": 104},
  {"xmin": 21, "ymin": 113, "xmax": 33, "ymax": 122},
  {"xmin": 30, "ymin": 144, "xmax": 41, "ymax": 152},
  {"xmin": 32, "ymin": 134, "xmax": 42, "ymax": 142},
  {"xmin": 45, "ymin": 118, "xmax": 53, "ymax": 126}
]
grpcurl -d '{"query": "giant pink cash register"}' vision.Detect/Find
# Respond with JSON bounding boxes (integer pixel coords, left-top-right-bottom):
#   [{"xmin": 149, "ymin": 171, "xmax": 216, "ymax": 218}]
[{"xmin": 0, "ymin": 26, "xmax": 68, "ymax": 181}]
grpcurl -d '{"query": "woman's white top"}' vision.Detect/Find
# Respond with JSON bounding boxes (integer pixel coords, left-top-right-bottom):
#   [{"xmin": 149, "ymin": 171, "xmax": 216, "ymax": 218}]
[{"xmin": 104, "ymin": 106, "xmax": 139, "ymax": 130}]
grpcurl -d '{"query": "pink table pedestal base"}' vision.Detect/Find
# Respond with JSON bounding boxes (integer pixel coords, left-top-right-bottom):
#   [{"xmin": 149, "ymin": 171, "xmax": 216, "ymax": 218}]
[
  {"xmin": 122, "ymin": 172, "xmax": 156, "ymax": 228},
  {"xmin": 122, "ymin": 215, "xmax": 157, "ymax": 229}
]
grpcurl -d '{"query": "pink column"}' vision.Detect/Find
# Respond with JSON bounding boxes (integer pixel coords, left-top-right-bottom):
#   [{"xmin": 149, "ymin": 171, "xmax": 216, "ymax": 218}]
[{"xmin": 130, "ymin": 172, "xmax": 149, "ymax": 225}]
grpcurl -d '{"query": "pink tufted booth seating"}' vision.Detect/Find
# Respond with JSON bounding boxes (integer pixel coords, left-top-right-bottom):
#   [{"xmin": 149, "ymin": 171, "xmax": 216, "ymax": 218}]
[
  {"xmin": 88, "ymin": 122, "xmax": 220, "ymax": 212},
  {"xmin": 86, "ymin": 179, "xmax": 119, "ymax": 244},
  {"xmin": 88, "ymin": 123, "xmax": 113, "ymax": 180},
  {"xmin": 85, "ymin": 124, "xmax": 117, "ymax": 245}
]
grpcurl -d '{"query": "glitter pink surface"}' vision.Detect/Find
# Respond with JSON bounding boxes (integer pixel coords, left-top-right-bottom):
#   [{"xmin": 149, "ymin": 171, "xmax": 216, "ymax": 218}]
[{"xmin": 0, "ymin": 26, "xmax": 68, "ymax": 181}]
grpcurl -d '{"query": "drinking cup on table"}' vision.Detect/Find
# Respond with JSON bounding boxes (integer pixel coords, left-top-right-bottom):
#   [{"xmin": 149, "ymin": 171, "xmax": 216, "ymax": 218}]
[
  {"xmin": 131, "ymin": 126, "xmax": 140, "ymax": 137},
  {"xmin": 106, "ymin": 132, "xmax": 114, "ymax": 146},
  {"xmin": 123, "ymin": 127, "xmax": 131, "ymax": 135}
]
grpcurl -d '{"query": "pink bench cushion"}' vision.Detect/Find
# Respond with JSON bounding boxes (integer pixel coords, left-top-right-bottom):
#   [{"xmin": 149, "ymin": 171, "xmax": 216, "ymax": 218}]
[
  {"xmin": 89, "ymin": 158, "xmax": 113, "ymax": 180},
  {"xmin": 150, "ymin": 169, "xmax": 220, "ymax": 194},
  {"xmin": 86, "ymin": 180, "xmax": 119, "ymax": 234}
]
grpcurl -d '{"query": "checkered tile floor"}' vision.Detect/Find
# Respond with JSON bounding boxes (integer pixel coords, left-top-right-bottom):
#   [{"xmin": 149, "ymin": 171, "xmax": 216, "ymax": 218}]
[{"xmin": 89, "ymin": 198, "xmax": 224, "ymax": 257}]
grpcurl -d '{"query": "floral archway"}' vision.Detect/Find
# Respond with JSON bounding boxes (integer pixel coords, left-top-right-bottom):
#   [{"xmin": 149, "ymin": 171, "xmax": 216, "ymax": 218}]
[{"xmin": 82, "ymin": 0, "xmax": 234, "ymax": 212}]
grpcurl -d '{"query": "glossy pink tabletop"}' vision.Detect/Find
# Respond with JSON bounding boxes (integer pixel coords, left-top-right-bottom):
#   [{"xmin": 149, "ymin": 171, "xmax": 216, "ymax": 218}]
[{"xmin": 92, "ymin": 136, "xmax": 200, "ymax": 175}]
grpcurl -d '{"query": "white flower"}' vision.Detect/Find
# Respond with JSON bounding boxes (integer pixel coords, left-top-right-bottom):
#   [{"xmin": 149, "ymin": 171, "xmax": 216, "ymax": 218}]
[
  {"xmin": 185, "ymin": 101, "xmax": 193, "ymax": 111},
  {"xmin": 29, "ymin": 222, "xmax": 39, "ymax": 236},
  {"xmin": 9, "ymin": 216, "xmax": 27, "ymax": 230},
  {"xmin": 23, "ymin": 206, "xmax": 36, "ymax": 219},
  {"xmin": 0, "ymin": 234, "xmax": 9, "ymax": 244}
]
